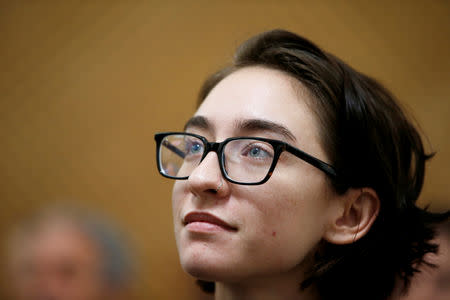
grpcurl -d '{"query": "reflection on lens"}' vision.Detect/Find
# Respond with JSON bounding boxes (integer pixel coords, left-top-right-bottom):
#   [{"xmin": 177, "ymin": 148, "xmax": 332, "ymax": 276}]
[{"xmin": 160, "ymin": 135, "xmax": 203, "ymax": 178}]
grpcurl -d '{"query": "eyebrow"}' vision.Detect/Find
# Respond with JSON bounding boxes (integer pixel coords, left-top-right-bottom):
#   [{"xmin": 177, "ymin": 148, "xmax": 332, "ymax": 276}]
[
  {"xmin": 236, "ymin": 118, "xmax": 297, "ymax": 142},
  {"xmin": 184, "ymin": 115, "xmax": 296, "ymax": 142},
  {"xmin": 184, "ymin": 115, "xmax": 211, "ymax": 131}
]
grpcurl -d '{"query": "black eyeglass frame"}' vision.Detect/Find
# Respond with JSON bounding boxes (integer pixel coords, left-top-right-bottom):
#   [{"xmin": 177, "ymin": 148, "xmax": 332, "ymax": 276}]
[{"xmin": 154, "ymin": 132, "xmax": 337, "ymax": 185}]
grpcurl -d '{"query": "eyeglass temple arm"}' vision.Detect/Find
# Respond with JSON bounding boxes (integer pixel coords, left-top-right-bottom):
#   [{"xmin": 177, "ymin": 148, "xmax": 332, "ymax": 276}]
[
  {"xmin": 162, "ymin": 140, "xmax": 186, "ymax": 159},
  {"xmin": 285, "ymin": 144, "xmax": 337, "ymax": 178}
]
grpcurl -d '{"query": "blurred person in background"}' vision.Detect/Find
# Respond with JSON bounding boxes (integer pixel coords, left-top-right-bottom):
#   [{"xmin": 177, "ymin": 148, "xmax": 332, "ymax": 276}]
[{"xmin": 4, "ymin": 206, "xmax": 133, "ymax": 300}]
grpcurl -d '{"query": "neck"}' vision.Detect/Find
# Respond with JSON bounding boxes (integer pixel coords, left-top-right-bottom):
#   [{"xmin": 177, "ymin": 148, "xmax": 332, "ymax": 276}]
[{"xmin": 214, "ymin": 271, "xmax": 318, "ymax": 300}]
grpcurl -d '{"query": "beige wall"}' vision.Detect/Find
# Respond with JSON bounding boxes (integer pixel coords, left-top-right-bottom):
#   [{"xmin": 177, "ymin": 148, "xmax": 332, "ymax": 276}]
[{"xmin": 0, "ymin": 1, "xmax": 448, "ymax": 299}]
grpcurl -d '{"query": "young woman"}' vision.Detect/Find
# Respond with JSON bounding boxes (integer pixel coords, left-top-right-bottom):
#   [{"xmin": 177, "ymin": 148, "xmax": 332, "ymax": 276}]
[{"xmin": 154, "ymin": 29, "xmax": 448, "ymax": 300}]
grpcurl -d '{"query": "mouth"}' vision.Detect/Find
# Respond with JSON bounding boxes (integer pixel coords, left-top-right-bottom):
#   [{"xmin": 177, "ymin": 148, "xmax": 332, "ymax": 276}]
[{"xmin": 183, "ymin": 212, "xmax": 237, "ymax": 232}]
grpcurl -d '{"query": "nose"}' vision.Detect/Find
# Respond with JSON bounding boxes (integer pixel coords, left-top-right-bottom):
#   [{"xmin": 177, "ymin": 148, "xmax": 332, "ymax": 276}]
[{"xmin": 187, "ymin": 151, "xmax": 228, "ymax": 197}]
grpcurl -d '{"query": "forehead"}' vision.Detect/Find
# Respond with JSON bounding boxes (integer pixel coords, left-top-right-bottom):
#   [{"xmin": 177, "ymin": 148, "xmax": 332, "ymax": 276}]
[
  {"xmin": 198, "ymin": 66, "xmax": 308, "ymax": 115},
  {"xmin": 194, "ymin": 66, "xmax": 322, "ymax": 149}
]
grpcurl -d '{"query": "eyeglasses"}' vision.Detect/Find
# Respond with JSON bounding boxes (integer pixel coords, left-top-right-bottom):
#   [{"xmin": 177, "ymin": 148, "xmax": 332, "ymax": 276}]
[{"xmin": 154, "ymin": 132, "xmax": 337, "ymax": 185}]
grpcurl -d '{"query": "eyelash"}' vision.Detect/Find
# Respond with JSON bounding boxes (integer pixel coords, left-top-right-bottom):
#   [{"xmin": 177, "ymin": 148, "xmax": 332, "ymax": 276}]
[{"xmin": 241, "ymin": 143, "xmax": 273, "ymax": 159}]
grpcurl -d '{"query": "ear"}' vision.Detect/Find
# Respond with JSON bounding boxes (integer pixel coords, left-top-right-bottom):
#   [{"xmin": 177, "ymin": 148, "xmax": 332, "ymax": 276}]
[{"xmin": 323, "ymin": 188, "xmax": 380, "ymax": 244}]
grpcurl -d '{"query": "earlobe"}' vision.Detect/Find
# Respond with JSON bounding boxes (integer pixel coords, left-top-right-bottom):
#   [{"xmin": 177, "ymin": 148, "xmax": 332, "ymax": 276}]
[{"xmin": 323, "ymin": 188, "xmax": 380, "ymax": 245}]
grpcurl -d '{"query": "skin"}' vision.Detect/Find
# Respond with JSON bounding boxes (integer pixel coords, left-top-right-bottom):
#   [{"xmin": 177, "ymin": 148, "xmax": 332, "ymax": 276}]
[{"xmin": 172, "ymin": 66, "xmax": 346, "ymax": 299}]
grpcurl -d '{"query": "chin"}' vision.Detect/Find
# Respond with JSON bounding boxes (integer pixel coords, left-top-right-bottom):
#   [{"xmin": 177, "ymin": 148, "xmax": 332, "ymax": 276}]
[
  {"xmin": 182, "ymin": 261, "xmax": 218, "ymax": 281},
  {"xmin": 178, "ymin": 244, "xmax": 241, "ymax": 282}
]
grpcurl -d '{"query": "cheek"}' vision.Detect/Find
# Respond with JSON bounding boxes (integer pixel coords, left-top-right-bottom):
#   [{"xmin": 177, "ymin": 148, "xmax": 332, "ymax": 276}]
[
  {"xmin": 171, "ymin": 182, "xmax": 186, "ymax": 240},
  {"xmin": 252, "ymin": 172, "xmax": 329, "ymax": 229},
  {"xmin": 243, "ymin": 171, "xmax": 331, "ymax": 265},
  {"xmin": 171, "ymin": 181, "xmax": 184, "ymax": 214}
]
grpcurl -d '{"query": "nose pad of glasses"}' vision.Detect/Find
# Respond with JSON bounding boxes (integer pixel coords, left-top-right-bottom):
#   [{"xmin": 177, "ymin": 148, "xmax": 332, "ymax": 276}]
[{"xmin": 221, "ymin": 154, "xmax": 228, "ymax": 177}]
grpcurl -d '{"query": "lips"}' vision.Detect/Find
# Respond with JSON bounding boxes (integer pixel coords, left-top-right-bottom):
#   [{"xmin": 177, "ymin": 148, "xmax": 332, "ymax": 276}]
[{"xmin": 184, "ymin": 212, "xmax": 237, "ymax": 231}]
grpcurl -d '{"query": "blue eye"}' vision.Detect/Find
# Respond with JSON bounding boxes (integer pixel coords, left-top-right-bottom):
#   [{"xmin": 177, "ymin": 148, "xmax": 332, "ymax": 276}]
[
  {"xmin": 242, "ymin": 143, "xmax": 273, "ymax": 160},
  {"xmin": 185, "ymin": 140, "xmax": 204, "ymax": 156},
  {"xmin": 249, "ymin": 147, "xmax": 264, "ymax": 157},
  {"xmin": 190, "ymin": 143, "xmax": 202, "ymax": 153}
]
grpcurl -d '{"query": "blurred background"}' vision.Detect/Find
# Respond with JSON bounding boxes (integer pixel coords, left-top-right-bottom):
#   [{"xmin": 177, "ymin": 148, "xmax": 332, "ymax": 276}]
[{"xmin": 0, "ymin": 1, "xmax": 449, "ymax": 299}]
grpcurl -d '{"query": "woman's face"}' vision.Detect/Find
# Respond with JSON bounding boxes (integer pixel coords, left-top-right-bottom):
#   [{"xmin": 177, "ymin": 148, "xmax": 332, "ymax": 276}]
[{"xmin": 172, "ymin": 66, "xmax": 339, "ymax": 283}]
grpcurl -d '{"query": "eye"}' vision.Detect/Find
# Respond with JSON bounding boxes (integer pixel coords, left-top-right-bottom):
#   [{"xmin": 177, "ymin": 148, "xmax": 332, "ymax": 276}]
[
  {"xmin": 185, "ymin": 139, "xmax": 204, "ymax": 156},
  {"xmin": 241, "ymin": 142, "xmax": 273, "ymax": 160},
  {"xmin": 249, "ymin": 147, "xmax": 265, "ymax": 158}
]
